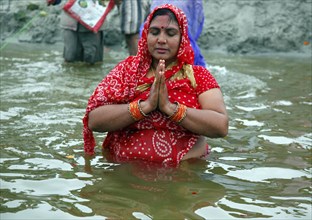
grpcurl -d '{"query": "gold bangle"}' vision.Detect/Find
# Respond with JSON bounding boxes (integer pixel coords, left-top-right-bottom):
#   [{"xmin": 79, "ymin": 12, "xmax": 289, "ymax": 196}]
[
  {"xmin": 167, "ymin": 102, "xmax": 179, "ymax": 118},
  {"xmin": 138, "ymin": 100, "xmax": 148, "ymax": 117}
]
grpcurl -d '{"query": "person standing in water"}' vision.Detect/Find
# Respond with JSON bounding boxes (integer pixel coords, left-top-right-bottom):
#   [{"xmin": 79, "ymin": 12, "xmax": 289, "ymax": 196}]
[
  {"xmin": 47, "ymin": 0, "xmax": 114, "ymax": 64},
  {"xmin": 83, "ymin": 4, "xmax": 228, "ymax": 167},
  {"xmin": 114, "ymin": 0, "xmax": 151, "ymax": 55}
]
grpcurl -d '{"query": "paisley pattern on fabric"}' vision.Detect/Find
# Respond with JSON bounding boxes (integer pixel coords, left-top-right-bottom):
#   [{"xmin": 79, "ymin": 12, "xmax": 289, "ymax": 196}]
[{"xmin": 83, "ymin": 4, "xmax": 220, "ymax": 166}]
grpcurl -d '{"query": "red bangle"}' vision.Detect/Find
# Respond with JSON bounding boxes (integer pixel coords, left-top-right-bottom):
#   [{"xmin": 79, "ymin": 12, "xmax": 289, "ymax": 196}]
[
  {"xmin": 169, "ymin": 102, "xmax": 187, "ymax": 123},
  {"xmin": 128, "ymin": 100, "xmax": 145, "ymax": 121},
  {"xmin": 167, "ymin": 102, "xmax": 179, "ymax": 118}
]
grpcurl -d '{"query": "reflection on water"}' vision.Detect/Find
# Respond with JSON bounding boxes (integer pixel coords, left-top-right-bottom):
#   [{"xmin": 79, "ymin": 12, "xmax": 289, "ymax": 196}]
[{"xmin": 0, "ymin": 42, "xmax": 311, "ymax": 219}]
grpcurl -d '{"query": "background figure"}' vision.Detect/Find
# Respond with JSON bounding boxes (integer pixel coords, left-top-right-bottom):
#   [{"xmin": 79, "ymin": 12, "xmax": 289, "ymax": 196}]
[
  {"xmin": 119, "ymin": 0, "xmax": 151, "ymax": 55},
  {"xmin": 47, "ymin": 0, "xmax": 106, "ymax": 64},
  {"xmin": 150, "ymin": 0, "xmax": 206, "ymax": 67}
]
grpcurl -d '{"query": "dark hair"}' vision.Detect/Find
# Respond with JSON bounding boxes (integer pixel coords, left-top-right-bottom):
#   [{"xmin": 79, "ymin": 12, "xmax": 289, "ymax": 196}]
[{"xmin": 151, "ymin": 8, "xmax": 178, "ymax": 24}]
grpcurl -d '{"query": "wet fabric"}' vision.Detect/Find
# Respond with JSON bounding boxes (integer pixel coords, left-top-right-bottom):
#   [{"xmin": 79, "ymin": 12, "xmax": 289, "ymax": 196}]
[
  {"xmin": 83, "ymin": 4, "xmax": 219, "ymax": 166},
  {"xmin": 63, "ymin": 27, "xmax": 104, "ymax": 63}
]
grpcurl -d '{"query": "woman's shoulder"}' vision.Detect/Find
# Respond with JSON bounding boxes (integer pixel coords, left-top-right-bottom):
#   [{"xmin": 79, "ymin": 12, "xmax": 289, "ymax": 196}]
[
  {"xmin": 192, "ymin": 65, "xmax": 213, "ymax": 77},
  {"xmin": 192, "ymin": 64, "xmax": 207, "ymax": 70},
  {"xmin": 191, "ymin": 64, "xmax": 220, "ymax": 90}
]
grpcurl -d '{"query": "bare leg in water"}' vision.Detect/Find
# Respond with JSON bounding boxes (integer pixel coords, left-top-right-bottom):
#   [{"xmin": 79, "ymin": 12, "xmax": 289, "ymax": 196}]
[{"xmin": 182, "ymin": 136, "xmax": 209, "ymax": 160}]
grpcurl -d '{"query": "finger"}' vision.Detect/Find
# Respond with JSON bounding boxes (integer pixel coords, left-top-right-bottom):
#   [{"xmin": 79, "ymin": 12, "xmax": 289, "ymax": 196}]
[
  {"xmin": 155, "ymin": 59, "xmax": 165, "ymax": 77},
  {"xmin": 148, "ymin": 79, "xmax": 160, "ymax": 110},
  {"xmin": 159, "ymin": 70, "xmax": 168, "ymax": 99},
  {"xmin": 153, "ymin": 71, "xmax": 161, "ymax": 87},
  {"xmin": 159, "ymin": 70, "xmax": 166, "ymax": 88},
  {"xmin": 159, "ymin": 59, "xmax": 165, "ymax": 73}
]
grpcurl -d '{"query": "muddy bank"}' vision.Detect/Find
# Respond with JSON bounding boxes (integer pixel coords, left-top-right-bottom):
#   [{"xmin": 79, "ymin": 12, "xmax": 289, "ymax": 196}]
[
  {"xmin": 0, "ymin": 0, "xmax": 311, "ymax": 54},
  {"xmin": 201, "ymin": 0, "xmax": 312, "ymax": 54}
]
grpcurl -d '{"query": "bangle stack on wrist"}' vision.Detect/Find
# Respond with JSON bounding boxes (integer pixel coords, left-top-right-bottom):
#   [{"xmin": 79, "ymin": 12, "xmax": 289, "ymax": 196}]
[
  {"xmin": 138, "ymin": 100, "xmax": 148, "ymax": 117},
  {"xmin": 168, "ymin": 102, "xmax": 187, "ymax": 123},
  {"xmin": 128, "ymin": 99, "xmax": 147, "ymax": 121}
]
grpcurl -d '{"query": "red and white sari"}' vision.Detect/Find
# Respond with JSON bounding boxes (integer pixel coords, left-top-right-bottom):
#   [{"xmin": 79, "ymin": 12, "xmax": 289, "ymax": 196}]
[{"xmin": 83, "ymin": 4, "xmax": 220, "ymax": 166}]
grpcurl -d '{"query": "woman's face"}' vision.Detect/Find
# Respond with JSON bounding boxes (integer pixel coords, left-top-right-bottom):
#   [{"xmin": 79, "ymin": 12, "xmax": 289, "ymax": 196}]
[{"xmin": 147, "ymin": 15, "xmax": 181, "ymax": 66}]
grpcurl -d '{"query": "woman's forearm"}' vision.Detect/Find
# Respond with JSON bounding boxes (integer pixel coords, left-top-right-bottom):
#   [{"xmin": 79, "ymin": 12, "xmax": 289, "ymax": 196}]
[
  {"xmin": 178, "ymin": 88, "xmax": 228, "ymax": 138},
  {"xmin": 179, "ymin": 108, "xmax": 228, "ymax": 138},
  {"xmin": 88, "ymin": 104, "xmax": 135, "ymax": 132}
]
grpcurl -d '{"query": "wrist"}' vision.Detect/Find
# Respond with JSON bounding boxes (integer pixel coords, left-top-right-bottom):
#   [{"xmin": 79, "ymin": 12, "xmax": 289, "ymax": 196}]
[
  {"xmin": 138, "ymin": 100, "xmax": 148, "ymax": 116},
  {"xmin": 168, "ymin": 102, "xmax": 187, "ymax": 123},
  {"xmin": 138, "ymin": 100, "xmax": 153, "ymax": 115},
  {"xmin": 166, "ymin": 102, "xmax": 178, "ymax": 117}
]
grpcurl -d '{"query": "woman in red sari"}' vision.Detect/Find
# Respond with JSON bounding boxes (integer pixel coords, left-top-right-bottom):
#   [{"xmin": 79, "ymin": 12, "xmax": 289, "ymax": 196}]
[{"xmin": 83, "ymin": 4, "xmax": 228, "ymax": 167}]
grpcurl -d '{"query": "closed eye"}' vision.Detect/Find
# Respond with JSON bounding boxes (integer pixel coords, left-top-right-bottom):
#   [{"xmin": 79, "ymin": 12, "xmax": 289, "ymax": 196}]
[
  {"xmin": 166, "ymin": 28, "xmax": 179, "ymax": 37},
  {"xmin": 148, "ymin": 27, "xmax": 180, "ymax": 37},
  {"xmin": 148, "ymin": 27, "xmax": 160, "ymax": 36}
]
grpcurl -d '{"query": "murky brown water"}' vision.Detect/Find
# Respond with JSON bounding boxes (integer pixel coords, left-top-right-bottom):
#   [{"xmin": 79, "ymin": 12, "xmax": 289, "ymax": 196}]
[{"xmin": 0, "ymin": 42, "xmax": 311, "ymax": 219}]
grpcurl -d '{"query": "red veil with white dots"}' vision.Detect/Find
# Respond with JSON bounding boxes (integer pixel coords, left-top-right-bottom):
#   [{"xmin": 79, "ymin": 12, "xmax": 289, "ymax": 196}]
[{"xmin": 82, "ymin": 4, "xmax": 220, "ymax": 166}]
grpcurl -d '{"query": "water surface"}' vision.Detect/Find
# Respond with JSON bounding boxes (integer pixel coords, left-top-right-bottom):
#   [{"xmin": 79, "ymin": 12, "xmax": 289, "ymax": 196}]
[{"xmin": 0, "ymin": 42, "xmax": 311, "ymax": 219}]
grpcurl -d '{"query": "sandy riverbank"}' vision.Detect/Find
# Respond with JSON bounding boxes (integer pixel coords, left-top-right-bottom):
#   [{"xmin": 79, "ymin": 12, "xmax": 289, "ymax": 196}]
[{"xmin": 0, "ymin": 0, "xmax": 311, "ymax": 55}]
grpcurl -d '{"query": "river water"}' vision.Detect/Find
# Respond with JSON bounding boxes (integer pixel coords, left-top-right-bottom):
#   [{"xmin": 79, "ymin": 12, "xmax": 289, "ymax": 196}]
[{"xmin": 0, "ymin": 42, "xmax": 311, "ymax": 219}]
